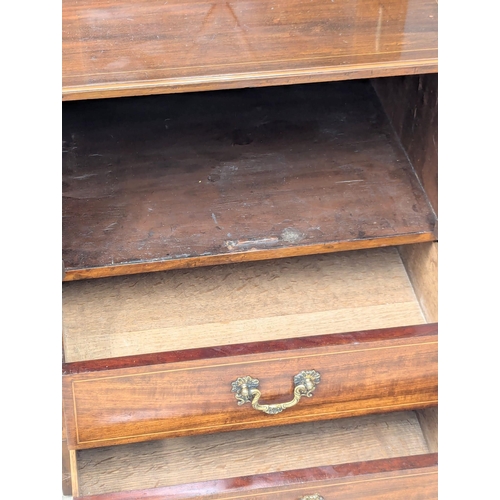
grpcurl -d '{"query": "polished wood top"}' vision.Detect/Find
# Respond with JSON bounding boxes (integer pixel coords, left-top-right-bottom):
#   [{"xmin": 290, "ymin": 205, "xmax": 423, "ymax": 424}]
[{"xmin": 62, "ymin": 0, "xmax": 438, "ymax": 100}]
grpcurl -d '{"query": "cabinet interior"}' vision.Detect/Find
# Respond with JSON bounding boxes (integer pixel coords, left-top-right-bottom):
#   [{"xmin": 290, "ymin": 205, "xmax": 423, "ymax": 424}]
[{"xmin": 63, "ymin": 79, "xmax": 437, "ymax": 282}]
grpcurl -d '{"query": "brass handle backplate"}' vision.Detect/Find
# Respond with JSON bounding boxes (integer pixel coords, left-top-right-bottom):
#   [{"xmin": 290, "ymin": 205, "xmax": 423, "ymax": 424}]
[
  {"xmin": 231, "ymin": 370, "xmax": 321, "ymax": 415},
  {"xmin": 300, "ymin": 495, "xmax": 324, "ymax": 500}
]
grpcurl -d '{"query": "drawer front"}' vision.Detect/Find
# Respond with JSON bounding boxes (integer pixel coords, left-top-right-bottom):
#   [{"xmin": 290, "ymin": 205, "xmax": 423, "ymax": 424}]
[
  {"xmin": 74, "ymin": 454, "xmax": 438, "ymax": 500},
  {"xmin": 63, "ymin": 324, "xmax": 437, "ymax": 450}
]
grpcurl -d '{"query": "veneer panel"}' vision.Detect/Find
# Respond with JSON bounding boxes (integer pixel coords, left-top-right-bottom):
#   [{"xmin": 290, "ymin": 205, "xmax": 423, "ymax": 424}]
[{"xmin": 62, "ymin": 0, "xmax": 437, "ymax": 100}]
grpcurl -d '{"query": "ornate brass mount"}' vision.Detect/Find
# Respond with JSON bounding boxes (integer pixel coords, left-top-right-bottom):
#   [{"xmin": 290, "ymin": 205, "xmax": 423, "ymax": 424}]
[
  {"xmin": 231, "ymin": 370, "xmax": 321, "ymax": 415},
  {"xmin": 300, "ymin": 495, "xmax": 325, "ymax": 500}
]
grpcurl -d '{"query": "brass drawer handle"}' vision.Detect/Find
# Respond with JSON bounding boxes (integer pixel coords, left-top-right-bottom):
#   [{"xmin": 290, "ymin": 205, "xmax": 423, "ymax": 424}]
[
  {"xmin": 231, "ymin": 370, "xmax": 320, "ymax": 415},
  {"xmin": 300, "ymin": 496, "xmax": 324, "ymax": 500}
]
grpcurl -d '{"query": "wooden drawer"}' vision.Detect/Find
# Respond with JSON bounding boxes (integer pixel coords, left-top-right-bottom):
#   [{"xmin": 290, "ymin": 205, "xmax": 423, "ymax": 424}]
[
  {"xmin": 63, "ymin": 324, "xmax": 436, "ymax": 450},
  {"xmin": 63, "ymin": 243, "xmax": 437, "ymax": 450},
  {"xmin": 70, "ymin": 409, "xmax": 438, "ymax": 499}
]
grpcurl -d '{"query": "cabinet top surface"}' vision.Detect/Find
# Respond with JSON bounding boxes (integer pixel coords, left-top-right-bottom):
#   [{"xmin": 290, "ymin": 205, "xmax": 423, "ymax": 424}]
[{"xmin": 62, "ymin": 0, "xmax": 438, "ymax": 100}]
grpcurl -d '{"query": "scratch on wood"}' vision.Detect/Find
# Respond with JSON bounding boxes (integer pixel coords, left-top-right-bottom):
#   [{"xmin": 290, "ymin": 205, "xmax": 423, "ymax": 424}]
[
  {"xmin": 73, "ymin": 173, "xmax": 98, "ymax": 180},
  {"xmin": 225, "ymin": 237, "xmax": 279, "ymax": 251},
  {"xmin": 225, "ymin": 228, "xmax": 305, "ymax": 250},
  {"xmin": 103, "ymin": 221, "xmax": 118, "ymax": 232}
]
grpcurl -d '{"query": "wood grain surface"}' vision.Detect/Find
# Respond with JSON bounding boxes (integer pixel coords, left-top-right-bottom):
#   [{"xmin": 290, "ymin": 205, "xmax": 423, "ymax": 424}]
[
  {"xmin": 62, "ymin": 0, "xmax": 437, "ymax": 100},
  {"xmin": 70, "ymin": 450, "xmax": 79, "ymax": 497},
  {"xmin": 75, "ymin": 454, "xmax": 437, "ymax": 499},
  {"xmin": 416, "ymin": 407, "xmax": 438, "ymax": 453},
  {"xmin": 62, "ymin": 81, "xmax": 436, "ymax": 281},
  {"xmin": 62, "ymin": 407, "xmax": 72, "ymax": 495},
  {"xmin": 74, "ymin": 411, "xmax": 432, "ymax": 496},
  {"xmin": 62, "ymin": 439, "xmax": 72, "ymax": 496},
  {"xmin": 399, "ymin": 242, "xmax": 438, "ymax": 323},
  {"xmin": 63, "ymin": 324, "xmax": 436, "ymax": 375},
  {"xmin": 63, "ymin": 247, "xmax": 426, "ymax": 362},
  {"xmin": 372, "ymin": 74, "xmax": 438, "ymax": 215},
  {"xmin": 62, "ymin": 323, "xmax": 437, "ymax": 449}
]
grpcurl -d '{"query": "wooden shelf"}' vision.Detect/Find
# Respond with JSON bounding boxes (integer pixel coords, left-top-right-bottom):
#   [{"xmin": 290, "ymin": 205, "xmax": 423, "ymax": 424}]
[
  {"xmin": 62, "ymin": 0, "xmax": 437, "ymax": 101},
  {"xmin": 62, "ymin": 80, "xmax": 437, "ymax": 281}
]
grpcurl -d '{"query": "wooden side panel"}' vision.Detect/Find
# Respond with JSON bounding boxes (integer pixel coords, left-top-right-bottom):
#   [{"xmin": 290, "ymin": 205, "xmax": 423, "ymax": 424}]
[
  {"xmin": 62, "ymin": 406, "xmax": 72, "ymax": 495},
  {"xmin": 399, "ymin": 242, "xmax": 438, "ymax": 454},
  {"xmin": 399, "ymin": 242, "xmax": 438, "ymax": 323},
  {"xmin": 62, "ymin": 0, "xmax": 437, "ymax": 100},
  {"xmin": 372, "ymin": 73, "xmax": 438, "ymax": 215},
  {"xmin": 70, "ymin": 449, "xmax": 79, "ymax": 497},
  {"xmin": 62, "ymin": 439, "xmax": 72, "ymax": 496},
  {"xmin": 63, "ymin": 326, "xmax": 437, "ymax": 450},
  {"xmin": 75, "ymin": 453, "xmax": 437, "ymax": 499},
  {"xmin": 416, "ymin": 407, "xmax": 438, "ymax": 453}
]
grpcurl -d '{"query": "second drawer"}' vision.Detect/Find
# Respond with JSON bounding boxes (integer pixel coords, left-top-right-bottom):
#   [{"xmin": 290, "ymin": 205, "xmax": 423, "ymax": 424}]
[
  {"xmin": 63, "ymin": 243, "xmax": 437, "ymax": 449},
  {"xmin": 63, "ymin": 324, "xmax": 436, "ymax": 449}
]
